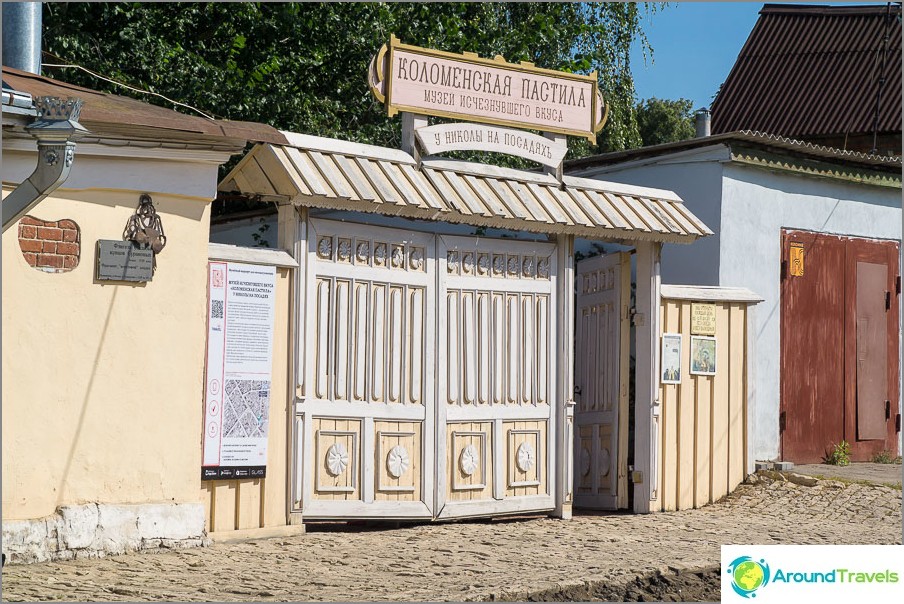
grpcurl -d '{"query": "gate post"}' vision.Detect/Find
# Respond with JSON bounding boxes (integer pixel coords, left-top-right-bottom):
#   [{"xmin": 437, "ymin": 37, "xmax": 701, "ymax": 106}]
[
  {"xmin": 554, "ymin": 234, "xmax": 575, "ymax": 519},
  {"xmin": 278, "ymin": 202, "xmax": 305, "ymax": 525},
  {"xmin": 633, "ymin": 241, "xmax": 662, "ymax": 513}
]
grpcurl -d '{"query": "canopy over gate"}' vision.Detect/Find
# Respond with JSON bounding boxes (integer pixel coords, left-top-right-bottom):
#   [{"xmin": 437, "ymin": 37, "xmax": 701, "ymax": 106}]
[{"xmin": 219, "ymin": 132, "xmax": 711, "ymax": 243}]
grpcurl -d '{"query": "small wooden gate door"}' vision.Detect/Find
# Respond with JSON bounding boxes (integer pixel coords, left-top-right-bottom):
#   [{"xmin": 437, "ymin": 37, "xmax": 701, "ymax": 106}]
[
  {"xmin": 436, "ymin": 235, "xmax": 558, "ymax": 518},
  {"xmin": 574, "ymin": 252, "xmax": 630, "ymax": 510},
  {"xmin": 300, "ymin": 219, "xmax": 436, "ymax": 519}
]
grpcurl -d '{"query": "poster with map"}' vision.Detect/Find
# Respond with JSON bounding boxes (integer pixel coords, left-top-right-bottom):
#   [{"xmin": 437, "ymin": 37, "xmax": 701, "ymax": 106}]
[{"xmin": 202, "ymin": 261, "xmax": 277, "ymax": 480}]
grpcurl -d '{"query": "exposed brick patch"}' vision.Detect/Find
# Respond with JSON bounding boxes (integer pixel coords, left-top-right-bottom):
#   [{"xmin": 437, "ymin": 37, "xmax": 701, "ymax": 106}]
[{"xmin": 18, "ymin": 216, "xmax": 80, "ymax": 273}]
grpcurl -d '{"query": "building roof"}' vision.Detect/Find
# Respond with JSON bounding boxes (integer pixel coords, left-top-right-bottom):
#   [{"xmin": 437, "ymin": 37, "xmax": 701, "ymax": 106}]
[
  {"xmin": 710, "ymin": 3, "xmax": 902, "ymax": 138},
  {"xmin": 219, "ymin": 132, "xmax": 713, "ymax": 244},
  {"xmin": 2, "ymin": 66, "xmax": 288, "ymax": 149},
  {"xmin": 566, "ymin": 131, "xmax": 902, "ymax": 188}
]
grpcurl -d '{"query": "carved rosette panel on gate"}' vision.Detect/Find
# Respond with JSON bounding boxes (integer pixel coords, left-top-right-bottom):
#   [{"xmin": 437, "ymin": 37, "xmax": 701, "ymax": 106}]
[
  {"xmin": 314, "ymin": 419, "xmax": 361, "ymax": 499},
  {"xmin": 375, "ymin": 421, "xmax": 421, "ymax": 501},
  {"xmin": 505, "ymin": 422, "xmax": 546, "ymax": 497},
  {"xmin": 448, "ymin": 424, "xmax": 492, "ymax": 500}
]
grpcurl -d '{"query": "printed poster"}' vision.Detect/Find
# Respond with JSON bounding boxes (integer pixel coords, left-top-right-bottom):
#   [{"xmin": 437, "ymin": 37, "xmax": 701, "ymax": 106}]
[
  {"xmin": 661, "ymin": 333, "xmax": 682, "ymax": 384},
  {"xmin": 690, "ymin": 335, "xmax": 717, "ymax": 376},
  {"xmin": 202, "ymin": 261, "xmax": 277, "ymax": 480}
]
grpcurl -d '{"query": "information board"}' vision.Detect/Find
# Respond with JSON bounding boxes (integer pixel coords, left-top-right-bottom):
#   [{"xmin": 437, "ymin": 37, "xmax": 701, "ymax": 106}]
[{"xmin": 202, "ymin": 261, "xmax": 277, "ymax": 480}]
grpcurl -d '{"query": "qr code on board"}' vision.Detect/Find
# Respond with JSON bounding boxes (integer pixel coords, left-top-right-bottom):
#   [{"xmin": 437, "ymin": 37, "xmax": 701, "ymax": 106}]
[{"xmin": 211, "ymin": 299, "xmax": 224, "ymax": 319}]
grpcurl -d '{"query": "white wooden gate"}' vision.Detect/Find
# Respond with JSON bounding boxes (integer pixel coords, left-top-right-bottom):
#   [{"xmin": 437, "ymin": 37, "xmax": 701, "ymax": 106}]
[
  {"xmin": 574, "ymin": 252, "xmax": 630, "ymax": 510},
  {"xmin": 299, "ymin": 219, "xmax": 435, "ymax": 519},
  {"xmin": 436, "ymin": 235, "xmax": 557, "ymax": 518},
  {"xmin": 297, "ymin": 219, "xmax": 559, "ymax": 519}
]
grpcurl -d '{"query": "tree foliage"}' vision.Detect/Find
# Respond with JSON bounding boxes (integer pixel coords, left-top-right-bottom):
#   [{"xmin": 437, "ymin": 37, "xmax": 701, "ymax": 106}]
[
  {"xmin": 43, "ymin": 2, "xmax": 664, "ymax": 161},
  {"xmin": 635, "ymin": 96, "xmax": 696, "ymax": 147}
]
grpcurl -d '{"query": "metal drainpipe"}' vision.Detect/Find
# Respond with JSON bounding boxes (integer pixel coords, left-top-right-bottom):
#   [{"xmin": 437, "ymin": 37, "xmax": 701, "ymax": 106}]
[
  {"xmin": 2, "ymin": 96, "xmax": 88, "ymax": 233},
  {"xmin": 2, "ymin": 2, "xmax": 42, "ymax": 75}
]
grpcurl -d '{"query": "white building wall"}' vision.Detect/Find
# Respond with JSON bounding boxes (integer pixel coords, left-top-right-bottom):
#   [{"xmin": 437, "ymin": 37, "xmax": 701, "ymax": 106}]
[
  {"xmin": 570, "ymin": 146, "xmax": 728, "ymax": 287},
  {"xmin": 573, "ymin": 148, "xmax": 902, "ymax": 461},
  {"xmin": 719, "ymin": 164, "xmax": 902, "ymax": 460}
]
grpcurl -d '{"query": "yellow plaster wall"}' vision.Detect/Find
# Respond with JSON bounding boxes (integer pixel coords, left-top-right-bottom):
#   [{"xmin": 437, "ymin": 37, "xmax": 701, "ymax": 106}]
[{"xmin": 2, "ymin": 188, "xmax": 211, "ymax": 520}]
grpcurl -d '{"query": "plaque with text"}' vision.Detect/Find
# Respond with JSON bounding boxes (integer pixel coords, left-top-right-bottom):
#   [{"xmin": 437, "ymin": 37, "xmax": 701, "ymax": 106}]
[
  {"xmin": 96, "ymin": 240, "xmax": 154, "ymax": 282},
  {"xmin": 690, "ymin": 302, "xmax": 717, "ymax": 335}
]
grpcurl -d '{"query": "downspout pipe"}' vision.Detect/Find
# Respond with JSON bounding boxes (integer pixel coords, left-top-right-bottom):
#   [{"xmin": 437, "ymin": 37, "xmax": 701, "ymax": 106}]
[
  {"xmin": 2, "ymin": 96, "xmax": 88, "ymax": 233},
  {"xmin": 2, "ymin": 2, "xmax": 42, "ymax": 75}
]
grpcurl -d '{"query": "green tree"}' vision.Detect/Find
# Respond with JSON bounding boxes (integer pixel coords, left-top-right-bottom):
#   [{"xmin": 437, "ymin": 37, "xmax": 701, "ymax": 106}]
[
  {"xmin": 635, "ymin": 97, "xmax": 696, "ymax": 147},
  {"xmin": 43, "ymin": 2, "xmax": 663, "ymax": 159}
]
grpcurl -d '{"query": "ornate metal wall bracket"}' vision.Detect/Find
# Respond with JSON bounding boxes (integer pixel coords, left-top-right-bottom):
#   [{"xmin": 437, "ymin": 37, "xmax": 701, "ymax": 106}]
[{"xmin": 123, "ymin": 194, "xmax": 167, "ymax": 264}]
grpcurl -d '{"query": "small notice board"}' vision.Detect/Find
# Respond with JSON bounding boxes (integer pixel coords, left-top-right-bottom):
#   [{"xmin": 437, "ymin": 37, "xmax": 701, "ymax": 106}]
[
  {"xmin": 202, "ymin": 261, "xmax": 277, "ymax": 480},
  {"xmin": 691, "ymin": 302, "xmax": 717, "ymax": 336}
]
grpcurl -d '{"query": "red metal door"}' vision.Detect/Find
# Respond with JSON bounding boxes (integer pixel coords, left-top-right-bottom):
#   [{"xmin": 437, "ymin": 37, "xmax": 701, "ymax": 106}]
[
  {"xmin": 780, "ymin": 231, "xmax": 846, "ymax": 464},
  {"xmin": 845, "ymin": 238, "xmax": 900, "ymax": 460},
  {"xmin": 781, "ymin": 230, "xmax": 900, "ymax": 463}
]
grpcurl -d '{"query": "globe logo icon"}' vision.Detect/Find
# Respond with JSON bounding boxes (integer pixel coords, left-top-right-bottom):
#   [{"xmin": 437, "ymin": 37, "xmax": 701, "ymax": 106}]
[{"xmin": 727, "ymin": 556, "xmax": 771, "ymax": 598}]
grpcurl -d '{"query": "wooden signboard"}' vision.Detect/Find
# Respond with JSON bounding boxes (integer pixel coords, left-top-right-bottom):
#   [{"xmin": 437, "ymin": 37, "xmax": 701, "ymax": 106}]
[
  {"xmin": 690, "ymin": 302, "xmax": 717, "ymax": 335},
  {"xmin": 415, "ymin": 123, "xmax": 567, "ymax": 168},
  {"xmin": 369, "ymin": 35, "xmax": 608, "ymax": 141}
]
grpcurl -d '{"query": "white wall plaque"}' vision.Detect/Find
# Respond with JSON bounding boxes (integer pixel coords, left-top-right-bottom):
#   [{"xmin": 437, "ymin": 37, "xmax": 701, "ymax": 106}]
[{"xmin": 415, "ymin": 123, "xmax": 567, "ymax": 168}]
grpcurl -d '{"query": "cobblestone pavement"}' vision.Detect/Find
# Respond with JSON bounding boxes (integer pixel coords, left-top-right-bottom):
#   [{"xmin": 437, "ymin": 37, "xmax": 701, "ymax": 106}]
[{"xmin": 2, "ymin": 475, "xmax": 901, "ymax": 602}]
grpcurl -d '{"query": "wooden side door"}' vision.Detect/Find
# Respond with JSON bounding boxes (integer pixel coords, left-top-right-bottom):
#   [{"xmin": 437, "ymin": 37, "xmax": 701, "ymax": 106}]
[{"xmin": 573, "ymin": 252, "xmax": 630, "ymax": 510}]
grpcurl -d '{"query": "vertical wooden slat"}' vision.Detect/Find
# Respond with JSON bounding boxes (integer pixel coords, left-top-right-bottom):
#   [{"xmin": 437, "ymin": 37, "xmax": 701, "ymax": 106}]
[
  {"xmin": 478, "ymin": 293, "xmax": 490, "ymax": 405},
  {"xmin": 710, "ymin": 304, "xmax": 730, "ymax": 501},
  {"xmin": 335, "ymin": 280, "xmax": 350, "ymax": 401},
  {"xmin": 694, "ymin": 372, "xmax": 712, "ymax": 507},
  {"xmin": 676, "ymin": 302, "xmax": 695, "ymax": 510},
  {"xmin": 202, "ymin": 482, "xmax": 215, "ymax": 533},
  {"xmin": 661, "ymin": 300, "xmax": 680, "ymax": 511},
  {"xmin": 236, "ymin": 480, "xmax": 262, "ymax": 530},
  {"xmin": 728, "ymin": 304, "xmax": 747, "ymax": 491},
  {"xmin": 409, "ymin": 288, "xmax": 424, "ymax": 405},
  {"xmin": 213, "ymin": 482, "xmax": 237, "ymax": 532},
  {"xmin": 372, "ymin": 285, "xmax": 386, "ymax": 403},
  {"xmin": 447, "ymin": 292, "xmax": 460, "ymax": 405},
  {"xmin": 463, "ymin": 291, "xmax": 477, "ymax": 405}
]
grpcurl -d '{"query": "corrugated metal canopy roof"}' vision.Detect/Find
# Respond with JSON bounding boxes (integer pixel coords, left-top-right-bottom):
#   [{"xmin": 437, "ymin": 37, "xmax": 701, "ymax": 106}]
[
  {"xmin": 219, "ymin": 132, "xmax": 712, "ymax": 243},
  {"xmin": 711, "ymin": 3, "xmax": 902, "ymax": 138}
]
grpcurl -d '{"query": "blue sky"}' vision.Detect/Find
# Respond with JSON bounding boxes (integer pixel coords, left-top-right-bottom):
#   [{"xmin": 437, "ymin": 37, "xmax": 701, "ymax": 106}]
[{"xmin": 629, "ymin": 1, "xmax": 888, "ymax": 110}]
